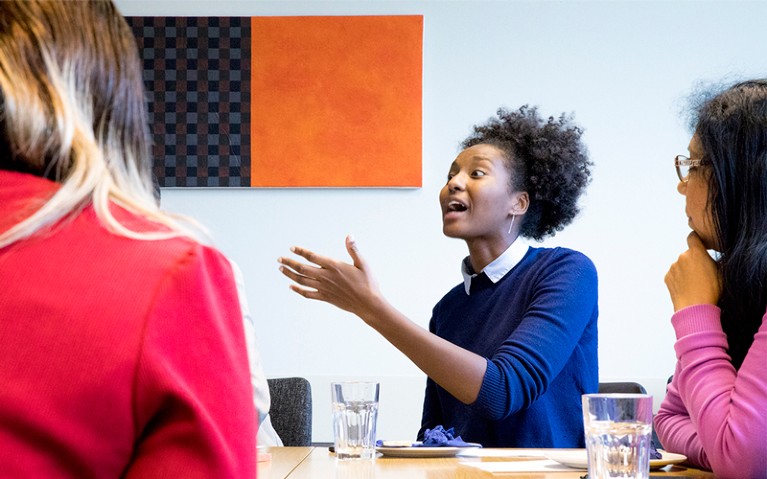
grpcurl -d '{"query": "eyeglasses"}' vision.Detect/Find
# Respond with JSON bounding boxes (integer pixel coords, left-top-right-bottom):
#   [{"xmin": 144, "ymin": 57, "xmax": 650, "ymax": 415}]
[{"xmin": 674, "ymin": 155, "xmax": 710, "ymax": 182}]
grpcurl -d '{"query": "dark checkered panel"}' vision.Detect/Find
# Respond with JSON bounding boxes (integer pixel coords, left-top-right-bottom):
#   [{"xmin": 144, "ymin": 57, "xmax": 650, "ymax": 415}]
[{"xmin": 126, "ymin": 17, "xmax": 251, "ymax": 187}]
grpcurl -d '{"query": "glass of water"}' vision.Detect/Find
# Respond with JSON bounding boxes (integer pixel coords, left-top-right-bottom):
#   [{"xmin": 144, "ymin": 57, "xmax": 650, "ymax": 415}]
[
  {"xmin": 331, "ymin": 382, "xmax": 379, "ymax": 460},
  {"xmin": 582, "ymin": 393, "xmax": 653, "ymax": 479}
]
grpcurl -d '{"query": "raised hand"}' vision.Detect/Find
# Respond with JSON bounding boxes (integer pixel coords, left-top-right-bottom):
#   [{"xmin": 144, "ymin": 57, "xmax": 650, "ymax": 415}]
[
  {"xmin": 278, "ymin": 235, "xmax": 383, "ymax": 320},
  {"xmin": 279, "ymin": 235, "xmax": 488, "ymax": 404}
]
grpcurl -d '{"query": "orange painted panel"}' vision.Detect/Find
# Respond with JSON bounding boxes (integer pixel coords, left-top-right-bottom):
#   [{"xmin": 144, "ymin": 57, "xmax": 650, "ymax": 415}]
[{"xmin": 250, "ymin": 16, "xmax": 423, "ymax": 187}]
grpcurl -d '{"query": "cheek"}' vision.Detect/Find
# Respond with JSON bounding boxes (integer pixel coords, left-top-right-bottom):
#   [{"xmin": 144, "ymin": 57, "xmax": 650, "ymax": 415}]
[
  {"xmin": 438, "ymin": 185, "xmax": 448, "ymax": 202},
  {"xmin": 686, "ymin": 182, "xmax": 707, "ymax": 210}
]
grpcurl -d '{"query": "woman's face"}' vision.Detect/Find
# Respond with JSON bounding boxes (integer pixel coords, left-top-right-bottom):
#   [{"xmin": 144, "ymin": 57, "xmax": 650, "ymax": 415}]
[
  {"xmin": 439, "ymin": 144, "xmax": 526, "ymax": 244},
  {"xmin": 678, "ymin": 135, "xmax": 718, "ymax": 249}
]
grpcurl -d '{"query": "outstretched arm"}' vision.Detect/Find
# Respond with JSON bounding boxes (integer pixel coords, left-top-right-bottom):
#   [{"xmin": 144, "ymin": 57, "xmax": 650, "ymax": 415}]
[{"xmin": 278, "ymin": 236, "xmax": 487, "ymax": 404}]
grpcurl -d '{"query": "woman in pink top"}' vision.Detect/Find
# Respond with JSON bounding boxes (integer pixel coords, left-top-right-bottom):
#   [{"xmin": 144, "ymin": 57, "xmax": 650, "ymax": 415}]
[
  {"xmin": 655, "ymin": 80, "xmax": 767, "ymax": 478},
  {"xmin": 0, "ymin": 1, "xmax": 256, "ymax": 477}
]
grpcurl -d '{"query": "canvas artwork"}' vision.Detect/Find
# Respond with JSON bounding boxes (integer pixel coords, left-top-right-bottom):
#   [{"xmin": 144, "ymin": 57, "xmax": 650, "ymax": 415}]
[{"xmin": 126, "ymin": 15, "xmax": 423, "ymax": 188}]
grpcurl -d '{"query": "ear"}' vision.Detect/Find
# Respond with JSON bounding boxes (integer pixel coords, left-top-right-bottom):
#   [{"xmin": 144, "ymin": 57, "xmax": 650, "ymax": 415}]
[{"xmin": 509, "ymin": 191, "xmax": 529, "ymax": 216}]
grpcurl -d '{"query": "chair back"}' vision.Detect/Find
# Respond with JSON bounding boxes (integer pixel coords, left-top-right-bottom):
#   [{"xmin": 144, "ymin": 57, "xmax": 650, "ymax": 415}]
[
  {"xmin": 598, "ymin": 380, "xmax": 668, "ymax": 450},
  {"xmin": 597, "ymin": 381, "xmax": 647, "ymax": 394},
  {"xmin": 267, "ymin": 377, "xmax": 313, "ymax": 446}
]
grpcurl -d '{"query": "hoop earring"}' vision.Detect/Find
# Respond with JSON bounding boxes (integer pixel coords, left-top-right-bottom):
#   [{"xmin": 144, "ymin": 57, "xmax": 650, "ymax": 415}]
[{"xmin": 508, "ymin": 215, "xmax": 515, "ymax": 234}]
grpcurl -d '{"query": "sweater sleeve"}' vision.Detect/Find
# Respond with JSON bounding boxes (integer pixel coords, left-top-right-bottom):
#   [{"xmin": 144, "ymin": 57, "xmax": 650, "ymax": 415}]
[
  {"xmin": 655, "ymin": 304, "xmax": 767, "ymax": 478},
  {"xmin": 124, "ymin": 244, "xmax": 258, "ymax": 478},
  {"xmin": 475, "ymin": 250, "xmax": 598, "ymax": 420},
  {"xmin": 654, "ymin": 361, "xmax": 710, "ymax": 469},
  {"xmin": 230, "ymin": 259, "xmax": 284, "ymax": 446}
]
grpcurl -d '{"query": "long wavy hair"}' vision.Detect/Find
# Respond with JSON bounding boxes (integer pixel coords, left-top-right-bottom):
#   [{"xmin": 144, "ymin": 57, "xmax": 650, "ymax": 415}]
[
  {"xmin": 693, "ymin": 79, "xmax": 767, "ymax": 368},
  {"xmin": 0, "ymin": 0, "xmax": 201, "ymax": 248}
]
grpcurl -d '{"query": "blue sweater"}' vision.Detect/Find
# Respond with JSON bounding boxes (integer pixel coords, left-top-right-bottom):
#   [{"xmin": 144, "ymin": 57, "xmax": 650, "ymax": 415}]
[{"xmin": 418, "ymin": 246, "xmax": 599, "ymax": 448}]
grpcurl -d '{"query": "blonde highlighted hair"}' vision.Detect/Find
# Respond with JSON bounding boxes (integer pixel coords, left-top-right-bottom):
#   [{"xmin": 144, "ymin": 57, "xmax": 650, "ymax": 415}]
[{"xmin": 0, "ymin": 0, "xmax": 203, "ymax": 248}]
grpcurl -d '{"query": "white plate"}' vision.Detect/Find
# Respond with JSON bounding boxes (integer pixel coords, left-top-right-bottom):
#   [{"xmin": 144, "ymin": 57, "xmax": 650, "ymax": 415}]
[
  {"xmin": 376, "ymin": 442, "xmax": 482, "ymax": 458},
  {"xmin": 544, "ymin": 449, "xmax": 687, "ymax": 470}
]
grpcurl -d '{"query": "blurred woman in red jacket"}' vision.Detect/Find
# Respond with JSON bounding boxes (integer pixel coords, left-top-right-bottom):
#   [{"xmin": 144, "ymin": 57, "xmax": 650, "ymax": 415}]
[{"xmin": 0, "ymin": 1, "xmax": 257, "ymax": 477}]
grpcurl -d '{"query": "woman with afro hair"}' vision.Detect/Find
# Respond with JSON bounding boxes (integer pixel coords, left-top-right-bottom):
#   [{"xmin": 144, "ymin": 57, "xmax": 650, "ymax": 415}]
[{"xmin": 279, "ymin": 106, "xmax": 598, "ymax": 447}]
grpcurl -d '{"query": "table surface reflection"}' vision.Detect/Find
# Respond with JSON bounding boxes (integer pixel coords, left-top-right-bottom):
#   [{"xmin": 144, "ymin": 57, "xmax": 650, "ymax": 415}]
[{"xmin": 258, "ymin": 446, "xmax": 717, "ymax": 479}]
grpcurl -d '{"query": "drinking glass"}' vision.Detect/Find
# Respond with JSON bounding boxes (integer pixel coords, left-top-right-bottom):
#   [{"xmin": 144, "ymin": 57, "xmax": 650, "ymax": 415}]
[
  {"xmin": 331, "ymin": 382, "xmax": 379, "ymax": 460},
  {"xmin": 582, "ymin": 393, "xmax": 653, "ymax": 479}
]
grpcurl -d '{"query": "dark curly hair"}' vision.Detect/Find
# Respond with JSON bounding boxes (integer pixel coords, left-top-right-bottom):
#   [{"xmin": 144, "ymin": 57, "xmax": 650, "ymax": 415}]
[{"xmin": 461, "ymin": 105, "xmax": 592, "ymax": 241}]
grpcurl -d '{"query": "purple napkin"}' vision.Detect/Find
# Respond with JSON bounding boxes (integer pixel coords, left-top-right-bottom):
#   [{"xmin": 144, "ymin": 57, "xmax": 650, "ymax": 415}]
[
  {"xmin": 417, "ymin": 425, "xmax": 480, "ymax": 447},
  {"xmin": 650, "ymin": 439, "xmax": 663, "ymax": 460}
]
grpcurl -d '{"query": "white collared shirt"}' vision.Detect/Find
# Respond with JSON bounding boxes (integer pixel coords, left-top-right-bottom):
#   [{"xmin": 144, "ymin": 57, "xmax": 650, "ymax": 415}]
[{"xmin": 461, "ymin": 239, "xmax": 530, "ymax": 295}]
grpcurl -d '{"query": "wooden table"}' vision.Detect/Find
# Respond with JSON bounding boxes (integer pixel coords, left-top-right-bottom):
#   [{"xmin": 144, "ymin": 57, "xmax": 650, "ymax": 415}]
[
  {"xmin": 257, "ymin": 447, "xmax": 313, "ymax": 478},
  {"xmin": 258, "ymin": 447, "xmax": 717, "ymax": 479}
]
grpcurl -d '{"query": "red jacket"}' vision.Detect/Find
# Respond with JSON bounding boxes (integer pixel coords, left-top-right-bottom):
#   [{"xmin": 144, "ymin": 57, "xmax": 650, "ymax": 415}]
[{"xmin": 0, "ymin": 170, "xmax": 257, "ymax": 478}]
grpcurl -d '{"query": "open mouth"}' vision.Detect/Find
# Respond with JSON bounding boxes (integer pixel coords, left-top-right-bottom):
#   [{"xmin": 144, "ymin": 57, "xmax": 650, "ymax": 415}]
[{"xmin": 447, "ymin": 200, "xmax": 467, "ymax": 212}]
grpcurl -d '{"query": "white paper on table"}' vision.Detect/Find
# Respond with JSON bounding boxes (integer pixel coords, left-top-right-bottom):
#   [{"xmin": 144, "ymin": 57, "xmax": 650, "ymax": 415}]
[
  {"xmin": 457, "ymin": 449, "xmax": 548, "ymax": 458},
  {"xmin": 458, "ymin": 460, "xmax": 584, "ymax": 473}
]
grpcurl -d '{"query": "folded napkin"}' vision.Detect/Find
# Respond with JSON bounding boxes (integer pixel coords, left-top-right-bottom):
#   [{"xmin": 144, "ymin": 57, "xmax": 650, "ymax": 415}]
[
  {"xmin": 375, "ymin": 425, "xmax": 482, "ymax": 448},
  {"xmin": 417, "ymin": 425, "xmax": 480, "ymax": 448}
]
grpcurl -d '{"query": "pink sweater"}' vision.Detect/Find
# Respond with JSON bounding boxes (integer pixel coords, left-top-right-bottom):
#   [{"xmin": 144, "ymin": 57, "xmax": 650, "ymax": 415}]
[
  {"xmin": 655, "ymin": 304, "xmax": 767, "ymax": 478},
  {"xmin": 0, "ymin": 171, "xmax": 257, "ymax": 477}
]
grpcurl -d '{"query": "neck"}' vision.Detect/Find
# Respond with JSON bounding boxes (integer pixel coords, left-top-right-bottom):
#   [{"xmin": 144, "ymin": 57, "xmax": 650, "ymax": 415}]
[{"xmin": 465, "ymin": 235, "xmax": 518, "ymax": 273}]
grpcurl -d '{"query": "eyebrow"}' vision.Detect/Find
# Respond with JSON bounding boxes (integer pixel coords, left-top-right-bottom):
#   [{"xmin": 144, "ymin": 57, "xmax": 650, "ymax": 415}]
[
  {"xmin": 471, "ymin": 155, "xmax": 493, "ymax": 163},
  {"xmin": 455, "ymin": 156, "xmax": 494, "ymax": 166},
  {"xmin": 467, "ymin": 156, "xmax": 496, "ymax": 169},
  {"xmin": 448, "ymin": 155, "xmax": 496, "ymax": 172}
]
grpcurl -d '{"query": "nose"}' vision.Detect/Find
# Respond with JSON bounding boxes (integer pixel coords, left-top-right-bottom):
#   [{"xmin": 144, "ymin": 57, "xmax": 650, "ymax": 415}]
[
  {"xmin": 447, "ymin": 172, "xmax": 465, "ymax": 192},
  {"xmin": 676, "ymin": 179, "xmax": 687, "ymax": 196}
]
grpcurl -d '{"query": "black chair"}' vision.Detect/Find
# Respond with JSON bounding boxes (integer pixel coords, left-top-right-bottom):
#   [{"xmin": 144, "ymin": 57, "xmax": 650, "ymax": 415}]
[
  {"xmin": 597, "ymin": 381, "xmax": 647, "ymax": 394},
  {"xmin": 267, "ymin": 377, "xmax": 313, "ymax": 446},
  {"xmin": 598, "ymin": 381, "xmax": 666, "ymax": 449}
]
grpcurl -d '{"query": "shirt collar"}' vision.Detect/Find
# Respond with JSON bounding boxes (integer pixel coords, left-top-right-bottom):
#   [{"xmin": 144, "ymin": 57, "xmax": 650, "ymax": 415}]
[{"xmin": 461, "ymin": 239, "xmax": 529, "ymax": 295}]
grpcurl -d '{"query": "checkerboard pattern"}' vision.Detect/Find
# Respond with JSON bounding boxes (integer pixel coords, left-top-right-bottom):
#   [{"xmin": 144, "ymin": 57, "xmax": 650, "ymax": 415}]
[{"xmin": 126, "ymin": 16, "xmax": 251, "ymax": 187}]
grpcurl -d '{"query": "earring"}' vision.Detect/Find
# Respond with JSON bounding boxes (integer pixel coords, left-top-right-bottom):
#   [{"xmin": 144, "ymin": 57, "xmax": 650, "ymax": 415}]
[{"xmin": 508, "ymin": 215, "xmax": 515, "ymax": 234}]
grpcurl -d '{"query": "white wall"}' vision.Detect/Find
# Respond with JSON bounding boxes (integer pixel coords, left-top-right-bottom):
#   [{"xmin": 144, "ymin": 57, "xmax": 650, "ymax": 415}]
[{"xmin": 116, "ymin": 0, "xmax": 767, "ymax": 443}]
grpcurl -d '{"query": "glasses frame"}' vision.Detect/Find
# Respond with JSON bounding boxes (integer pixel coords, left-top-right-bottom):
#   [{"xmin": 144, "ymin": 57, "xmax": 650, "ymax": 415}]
[{"xmin": 675, "ymin": 155, "xmax": 710, "ymax": 182}]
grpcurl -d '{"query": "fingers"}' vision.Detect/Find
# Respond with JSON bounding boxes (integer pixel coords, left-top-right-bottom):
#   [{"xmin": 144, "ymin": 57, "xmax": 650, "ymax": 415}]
[
  {"xmin": 288, "ymin": 245, "xmax": 331, "ymax": 268},
  {"xmin": 278, "ymin": 259, "xmax": 329, "ymax": 301},
  {"xmin": 278, "ymin": 245, "xmax": 340, "ymax": 302},
  {"xmin": 665, "ymin": 231, "xmax": 722, "ymax": 310},
  {"xmin": 278, "ymin": 255, "xmax": 322, "ymax": 279},
  {"xmin": 278, "ymin": 260, "xmax": 321, "ymax": 287},
  {"xmin": 288, "ymin": 283, "xmax": 323, "ymax": 300},
  {"xmin": 345, "ymin": 235, "xmax": 367, "ymax": 270}
]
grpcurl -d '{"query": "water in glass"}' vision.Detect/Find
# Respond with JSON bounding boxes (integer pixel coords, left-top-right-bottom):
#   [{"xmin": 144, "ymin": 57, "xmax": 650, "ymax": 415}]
[
  {"xmin": 586, "ymin": 420, "xmax": 652, "ymax": 479},
  {"xmin": 332, "ymin": 399, "xmax": 378, "ymax": 460}
]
